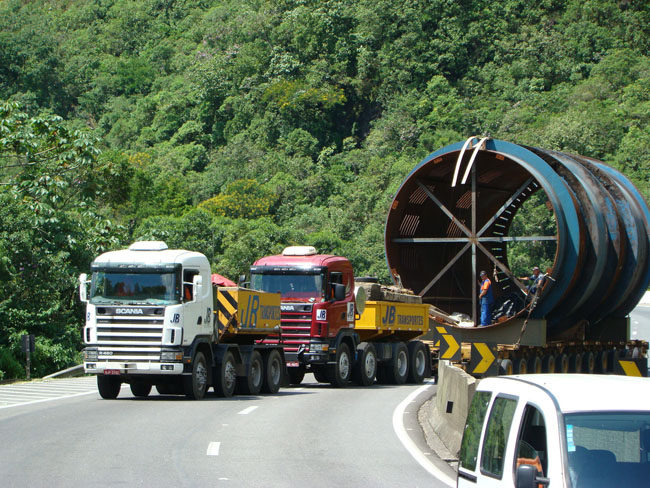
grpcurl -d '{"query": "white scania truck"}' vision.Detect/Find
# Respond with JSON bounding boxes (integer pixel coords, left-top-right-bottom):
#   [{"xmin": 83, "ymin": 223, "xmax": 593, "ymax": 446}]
[{"xmin": 80, "ymin": 241, "xmax": 285, "ymax": 400}]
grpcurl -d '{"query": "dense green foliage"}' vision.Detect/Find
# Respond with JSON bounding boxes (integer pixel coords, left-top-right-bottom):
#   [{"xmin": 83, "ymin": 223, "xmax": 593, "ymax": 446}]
[{"xmin": 1, "ymin": 0, "xmax": 649, "ymax": 378}]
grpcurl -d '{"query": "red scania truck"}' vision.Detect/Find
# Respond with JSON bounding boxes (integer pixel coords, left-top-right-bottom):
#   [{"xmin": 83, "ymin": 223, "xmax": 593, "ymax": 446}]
[{"xmin": 249, "ymin": 246, "xmax": 431, "ymax": 387}]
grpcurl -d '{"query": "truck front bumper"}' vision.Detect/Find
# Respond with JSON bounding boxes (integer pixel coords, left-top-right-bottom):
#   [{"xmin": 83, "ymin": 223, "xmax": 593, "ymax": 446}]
[{"xmin": 84, "ymin": 361, "xmax": 184, "ymax": 375}]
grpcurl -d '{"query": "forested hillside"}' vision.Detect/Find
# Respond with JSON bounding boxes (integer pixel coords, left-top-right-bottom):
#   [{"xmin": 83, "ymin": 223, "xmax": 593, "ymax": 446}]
[{"xmin": 1, "ymin": 0, "xmax": 649, "ymax": 378}]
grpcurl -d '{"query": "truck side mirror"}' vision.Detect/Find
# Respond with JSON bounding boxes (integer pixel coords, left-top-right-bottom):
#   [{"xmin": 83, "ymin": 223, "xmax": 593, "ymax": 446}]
[
  {"xmin": 333, "ymin": 283, "xmax": 346, "ymax": 301},
  {"xmin": 79, "ymin": 273, "xmax": 89, "ymax": 303},
  {"xmin": 515, "ymin": 464, "xmax": 538, "ymax": 488},
  {"xmin": 193, "ymin": 274, "xmax": 203, "ymax": 301}
]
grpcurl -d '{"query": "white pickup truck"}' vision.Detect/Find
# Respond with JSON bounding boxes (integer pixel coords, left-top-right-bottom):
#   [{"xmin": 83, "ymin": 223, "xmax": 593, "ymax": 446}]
[{"xmin": 457, "ymin": 374, "xmax": 650, "ymax": 487}]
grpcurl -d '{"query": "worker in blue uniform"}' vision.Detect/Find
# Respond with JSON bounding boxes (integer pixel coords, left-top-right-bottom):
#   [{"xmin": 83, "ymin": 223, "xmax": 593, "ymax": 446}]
[{"xmin": 478, "ymin": 270, "xmax": 494, "ymax": 326}]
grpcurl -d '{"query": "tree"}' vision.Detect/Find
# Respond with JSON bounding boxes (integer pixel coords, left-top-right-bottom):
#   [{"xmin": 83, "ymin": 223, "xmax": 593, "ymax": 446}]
[{"xmin": 0, "ymin": 101, "xmax": 120, "ymax": 378}]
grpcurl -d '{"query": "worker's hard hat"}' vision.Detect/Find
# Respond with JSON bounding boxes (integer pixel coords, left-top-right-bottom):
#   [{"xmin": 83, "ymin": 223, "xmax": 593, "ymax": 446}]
[{"xmin": 480, "ymin": 270, "xmax": 487, "ymax": 276}]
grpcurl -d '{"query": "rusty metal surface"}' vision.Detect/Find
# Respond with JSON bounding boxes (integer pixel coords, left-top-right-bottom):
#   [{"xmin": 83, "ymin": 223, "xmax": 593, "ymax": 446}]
[{"xmin": 385, "ymin": 138, "xmax": 650, "ymax": 340}]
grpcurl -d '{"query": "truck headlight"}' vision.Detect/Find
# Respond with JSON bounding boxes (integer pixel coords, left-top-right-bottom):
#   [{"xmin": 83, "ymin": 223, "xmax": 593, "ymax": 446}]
[
  {"xmin": 310, "ymin": 343, "xmax": 329, "ymax": 353},
  {"xmin": 160, "ymin": 350, "xmax": 183, "ymax": 361},
  {"xmin": 83, "ymin": 349, "xmax": 98, "ymax": 361}
]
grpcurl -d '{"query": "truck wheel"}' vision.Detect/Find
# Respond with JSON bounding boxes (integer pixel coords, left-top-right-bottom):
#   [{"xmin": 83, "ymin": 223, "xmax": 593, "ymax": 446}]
[
  {"xmin": 595, "ymin": 350, "xmax": 608, "ymax": 374},
  {"xmin": 555, "ymin": 353, "xmax": 569, "ymax": 373},
  {"xmin": 312, "ymin": 365, "xmax": 329, "ymax": 383},
  {"xmin": 385, "ymin": 342, "xmax": 409, "ymax": 385},
  {"xmin": 527, "ymin": 355, "xmax": 542, "ymax": 374},
  {"xmin": 130, "ymin": 381, "xmax": 151, "ymax": 397},
  {"xmin": 214, "ymin": 351, "xmax": 237, "ymax": 398},
  {"xmin": 328, "ymin": 343, "xmax": 352, "ymax": 388},
  {"xmin": 582, "ymin": 351, "xmax": 595, "ymax": 374},
  {"xmin": 569, "ymin": 353, "xmax": 582, "ymax": 373},
  {"xmin": 184, "ymin": 350, "xmax": 209, "ymax": 400},
  {"xmin": 352, "ymin": 342, "xmax": 377, "ymax": 386},
  {"xmin": 407, "ymin": 341, "xmax": 427, "ymax": 384},
  {"xmin": 287, "ymin": 366, "xmax": 305, "ymax": 385},
  {"xmin": 498, "ymin": 358, "xmax": 513, "ymax": 375},
  {"xmin": 97, "ymin": 375, "xmax": 121, "ymax": 399},
  {"xmin": 541, "ymin": 355, "xmax": 555, "ymax": 373},
  {"xmin": 156, "ymin": 384, "xmax": 171, "ymax": 395},
  {"xmin": 237, "ymin": 350, "xmax": 263, "ymax": 395},
  {"xmin": 513, "ymin": 357, "xmax": 527, "ymax": 374},
  {"xmin": 262, "ymin": 349, "xmax": 283, "ymax": 394}
]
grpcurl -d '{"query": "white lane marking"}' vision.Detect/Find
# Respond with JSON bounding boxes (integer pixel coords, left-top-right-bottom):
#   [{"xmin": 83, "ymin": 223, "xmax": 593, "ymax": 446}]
[
  {"xmin": 238, "ymin": 406, "xmax": 258, "ymax": 415},
  {"xmin": 206, "ymin": 442, "xmax": 221, "ymax": 456},
  {"xmin": 0, "ymin": 390, "xmax": 97, "ymax": 409},
  {"xmin": 392, "ymin": 380, "xmax": 455, "ymax": 487},
  {"xmin": 239, "ymin": 406, "xmax": 257, "ymax": 415}
]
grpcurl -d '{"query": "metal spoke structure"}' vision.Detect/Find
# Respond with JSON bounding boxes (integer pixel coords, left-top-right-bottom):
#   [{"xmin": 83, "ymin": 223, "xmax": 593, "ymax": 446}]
[{"xmin": 385, "ymin": 138, "xmax": 650, "ymax": 334}]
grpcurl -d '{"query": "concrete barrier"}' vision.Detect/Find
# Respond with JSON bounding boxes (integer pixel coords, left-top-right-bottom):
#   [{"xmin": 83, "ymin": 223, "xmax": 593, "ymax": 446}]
[{"xmin": 423, "ymin": 360, "xmax": 477, "ymax": 458}]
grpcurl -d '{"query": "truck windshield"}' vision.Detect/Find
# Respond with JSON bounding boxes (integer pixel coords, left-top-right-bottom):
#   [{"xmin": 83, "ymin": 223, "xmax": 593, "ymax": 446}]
[
  {"xmin": 250, "ymin": 271, "xmax": 324, "ymax": 301},
  {"xmin": 565, "ymin": 411, "xmax": 650, "ymax": 487},
  {"xmin": 90, "ymin": 270, "xmax": 181, "ymax": 305}
]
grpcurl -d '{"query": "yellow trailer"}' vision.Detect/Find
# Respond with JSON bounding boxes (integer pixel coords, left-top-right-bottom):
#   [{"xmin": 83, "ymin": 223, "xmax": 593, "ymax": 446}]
[
  {"xmin": 356, "ymin": 301, "xmax": 429, "ymax": 342},
  {"xmin": 215, "ymin": 286, "xmax": 282, "ymax": 341}
]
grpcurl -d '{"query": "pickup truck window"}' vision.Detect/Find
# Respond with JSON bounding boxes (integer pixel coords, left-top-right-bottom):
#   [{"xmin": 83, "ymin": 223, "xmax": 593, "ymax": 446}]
[
  {"xmin": 481, "ymin": 395, "xmax": 517, "ymax": 478},
  {"xmin": 565, "ymin": 411, "xmax": 650, "ymax": 486},
  {"xmin": 515, "ymin": 405, "xmax": 548, "ymax": 479},
  {"xmin": 459, "ymin": 391, "xmax": 492, "ymax": 471}
]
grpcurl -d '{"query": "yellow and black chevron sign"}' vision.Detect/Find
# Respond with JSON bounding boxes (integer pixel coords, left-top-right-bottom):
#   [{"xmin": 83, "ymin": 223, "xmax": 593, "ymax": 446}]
[
  {"xmin": 614, "ymin": 357, "xmax": 648, "ymax": 377},
  {"xmin": 217, "ymin": 288, "xmax": 238, "ymax": 333}
]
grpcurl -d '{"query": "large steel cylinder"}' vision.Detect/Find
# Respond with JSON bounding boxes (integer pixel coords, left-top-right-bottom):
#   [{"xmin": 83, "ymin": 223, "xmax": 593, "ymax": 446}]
[{"xmin": 384, "ymin": 138, "xmax": 650, "ymax": 339}]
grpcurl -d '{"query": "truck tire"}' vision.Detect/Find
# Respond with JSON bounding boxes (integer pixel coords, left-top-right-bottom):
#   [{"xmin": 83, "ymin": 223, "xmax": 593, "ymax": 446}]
[
  {"xmin": 385, "ymin": 342, "xmax": 409, "ymax": 385},
  {"xmin": 156, "ymin": 384, "xmax": 171, "ymax": 395},
  {"xmin": 287, "ymin": 366, "xmax": 305, "ymax": 385},
  {"xmin": 236, "ymin": 350, "xmax": 263, "ymax": 395},
  {"xmin": 569, "ymin": 353, "xmax": 582, "ymax": 373},
  {"xmin": 97, "ymin": 375, "xmax": 121, "ymax": 399},
  {"xmin": 541, "ymin": 354, "xmax": 555, "ymax": 373},
  {"xmin": 352, "ymin": 342, "xmax": 377, "ymax": 386},
  {"xmin": 555, "ymin": 353, "xmax": 569, "ymax": 373},
  {"xmin": 582, "ymin": 351, "xmax": 595, "ymax": 374},
  {"xmin": 214, "ymin": 350, "xmax": 237, "ymax": 398},
  {"xmin": 498, "ymin": 358, "xmax": 513, "ymax": 376},
  {"xmin": 407, "ymin": 341, "xmax": 427, "ymax": 384},
  {"xmin": 262, "ymin": 349, "xmax": 283, "ymax": 394},
  {"xmin": 527, "ymin": 355, "xmax": 542, "ymax": 374},
  {"xmin": 312, "ymin": 365, "xmax": 328, "ymax": 383},
  {"xmin": 327, "ymin": 343, "xmax": 352, "ymax": 388},
  {"xmin": 595, "ymin": 350, "xmax": 608, "ymax": 374},
  {"xmin": 130, "ymin": 381, "xmax": 151, "ymax": 397},
  {"xmin": 513, "ymin": 357, "xmax": 527, "ymax": 374},
  {"xmin": 184, "ymin": 350, "xmax": 209, "ymax": 400}
]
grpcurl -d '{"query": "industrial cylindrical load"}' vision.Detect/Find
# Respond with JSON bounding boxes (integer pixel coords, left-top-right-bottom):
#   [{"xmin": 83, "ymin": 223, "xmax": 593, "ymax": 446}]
[{"xmin": 385, "ymin": 138, "xmax": 650, "ymax": 337}]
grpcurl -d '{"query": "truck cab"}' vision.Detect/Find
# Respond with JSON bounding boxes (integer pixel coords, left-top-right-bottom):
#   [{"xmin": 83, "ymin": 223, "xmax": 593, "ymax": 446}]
[
  {"xmin": 457, "ymin": 374, "xmax": 650, "ymax": 487},
  {"xmin": 250, "ymin": 246, "xmax": 356, "ymax": 384},
  {"xmin": 81, "ymin": 241, "xmax": 213, "ymax": 379},
  {"xmin": 80, "ymin": 241, "xmax": 285, "ymax": 400}
]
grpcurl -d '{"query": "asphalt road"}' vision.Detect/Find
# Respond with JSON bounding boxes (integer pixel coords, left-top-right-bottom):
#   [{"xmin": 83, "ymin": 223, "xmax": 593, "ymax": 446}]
[
  {"xmin": 630, "ymin": 304, "xmax": 650, "ymax": 343},
  {"xmin": 0, "ymin": 374, "xmax": 456, "ymax": 488}
]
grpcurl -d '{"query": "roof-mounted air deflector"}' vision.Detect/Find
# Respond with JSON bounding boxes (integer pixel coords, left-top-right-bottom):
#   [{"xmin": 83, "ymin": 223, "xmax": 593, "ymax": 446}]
[
  {"xmin": 128, "ymin": 241, "xmax": 169, "ymax": 251},
  {"xmin": 282, "ymin": 246, "xmax": 317, "ymax": 256}
]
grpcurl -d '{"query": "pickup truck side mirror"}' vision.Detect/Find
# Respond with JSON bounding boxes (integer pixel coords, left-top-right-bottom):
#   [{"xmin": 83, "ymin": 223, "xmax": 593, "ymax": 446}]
[
  {"xmin": 79, "ymin": 273, "xmax": 89, "ymax": 303},
  {"xmin": 516, "ymin": 464, "xmax": 549, "ymax": 488},
  {"xmin": 333, "ymin": 283, "xmax": 346, "ymax": 301},
  {"xmin": 193, "ymin": 274, "xmax": 203, "ymax": 301}
]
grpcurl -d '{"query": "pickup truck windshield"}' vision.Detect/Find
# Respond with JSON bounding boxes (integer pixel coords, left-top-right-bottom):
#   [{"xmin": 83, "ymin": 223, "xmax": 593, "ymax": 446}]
[
  {"xmin": 250, "ymin": 271, "xmax": 324, "ymax": 300},
  {"xmin": 565, "ymin": 412, "xmax": 650, "ymax": 487},
  {"xmin": 90, "ymin": 270, "xmax": 181, "ymax": 305}
]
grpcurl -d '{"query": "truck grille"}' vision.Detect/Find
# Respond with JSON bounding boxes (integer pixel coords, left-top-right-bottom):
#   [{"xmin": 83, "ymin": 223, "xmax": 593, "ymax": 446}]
[
  {"xmin": 262, "ymin": 311, "xmax": 312, "ymax": 353},
  {"xmin": 94, "ymin": 307, "xmax": 164, "ymax": 361}
]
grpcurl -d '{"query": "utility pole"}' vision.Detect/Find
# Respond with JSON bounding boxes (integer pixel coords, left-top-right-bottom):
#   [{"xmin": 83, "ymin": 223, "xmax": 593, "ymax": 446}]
[{"xmin": 21, "ymin": 334, "xmax": 35, "ymax": 380}]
